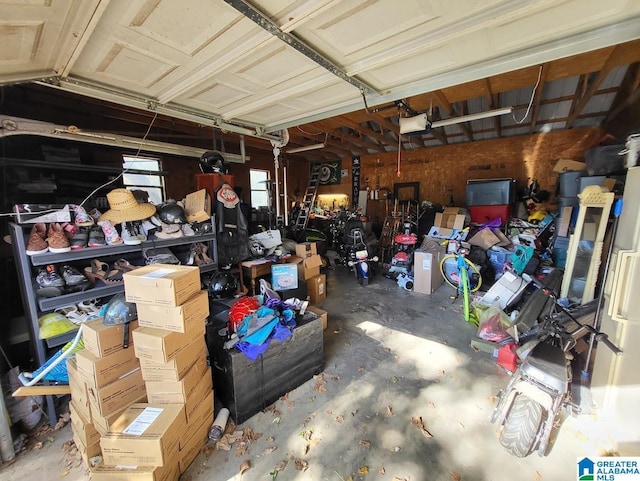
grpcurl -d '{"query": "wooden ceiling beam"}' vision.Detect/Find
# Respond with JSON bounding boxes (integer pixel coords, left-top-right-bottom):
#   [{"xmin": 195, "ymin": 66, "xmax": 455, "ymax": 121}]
[
  {"xmin": 484, "ymin": 78, "xmax": 502, "ymax": 138},
  {"xmin": 338, "ymin": 115, "xmax": 392, "ymax": 146},
  {"xmin": 566, "ymin": 44, "xmax": 628, "ymax": 128},
  {"xmin": 310, "ymin": 120, "xmax": 380, "ymax": 151}
]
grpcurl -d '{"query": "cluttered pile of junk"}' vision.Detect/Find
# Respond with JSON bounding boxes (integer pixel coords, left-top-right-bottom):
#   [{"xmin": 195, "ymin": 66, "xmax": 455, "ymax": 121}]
[{"xmin": 361, "ymin": 158, "xmax": 626, "ymax": 376}]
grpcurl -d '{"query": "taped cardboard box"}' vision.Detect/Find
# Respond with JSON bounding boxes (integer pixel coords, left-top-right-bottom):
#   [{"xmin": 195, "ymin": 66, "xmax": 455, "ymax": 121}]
[
  {"xmin": 178, "ymin": 369, "xmax": 213, "ymax": 424},
  {"xmin": 133, "ymin": 324, "xmax": 205, "ymax": 363},
  {"xmin": 428, "ymin": 207, "xmax": 467, "ymax": 239},
  {"xmin": 87, "ymin": 368, "xmax": 146, "ymax": 418},
  {"xmin": 76, "ymin": 347, "xmax": 140, "ymax": 389},
  {"xmin": 179, "ymin": 389, "xmax": 214, "ymax": 449},
  {"xmin": 139, "ymin": 337, "xmax": 205, "ymax": 382},
  {"xmin": 178, "ymin": 421, "xmax": 210, "ymax": 474},
  {"xmin": 82, "ymin": 319, "xmax": 139, "ymax": 358},
  {"xmin": 291, "ymin": 254, "xmax": 322, "ymax": 280},
  {"xmin": 145, "ymin": 357, "xmax": 208, "ymax": 404},
  {"xmin": 136, "ymin": 290, "xmax": 209, "ymax": 333},
  {"xmin": 307, "ymin": 274, "xmax": 326, "ymax": 304},
  {"xmin": 295, "ymin": 242, "xmax": 317, "ymax": 258},
  {"xmin": 123, "ymin": 265, "xmax": 201, "ymax": 307},
  {"xmin": 70, "ymin": 400, "xmax": 100, "ymax": 447},
  {"xmin": 74, "ymin": 432, "xmax": 102, "ymax": 467},
  {"xmin": 413, "ymin": 246, "xmax": 446, "ymax": 295},
  {"xmin": 100, "ymin": 404, "xmax": 186, "ymax": 467},
  {"xmin": 92, "ymin": 393, "xmax": 147, "ymax": 437},
  {"xmin": 90, "ymin": 462, "xmax": 180, "ymax": 481},
  {"xmin": 67, "ymin": 358, "xmax": 92, "ymax": 422}
]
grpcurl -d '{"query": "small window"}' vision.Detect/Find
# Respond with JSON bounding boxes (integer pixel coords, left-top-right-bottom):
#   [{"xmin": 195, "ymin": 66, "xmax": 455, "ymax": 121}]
[
  {"xmin": 250, "ymin": 169, "xmax": 270, "ymax": 208},
  {"xmin": 122, "ymin": 156, "xmax": 165, "ymax": 205}
]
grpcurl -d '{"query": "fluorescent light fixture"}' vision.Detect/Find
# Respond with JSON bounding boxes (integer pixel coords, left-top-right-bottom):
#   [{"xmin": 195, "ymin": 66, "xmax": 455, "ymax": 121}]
[
  {"xmin": 286, "ymin": 143, "xmax": 325, "ymax": 154},
  {"xmin": 431, "ymin": 107, "xmax": 514, "ymax": 128},
  {"xmin": 399, "ymin": 107, "xmax": 514, "ymax": 134}
]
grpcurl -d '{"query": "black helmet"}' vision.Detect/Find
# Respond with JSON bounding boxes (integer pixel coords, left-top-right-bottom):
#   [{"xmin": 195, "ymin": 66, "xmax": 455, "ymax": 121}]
[
  {"xmin": 157, "ymin": 202, "xmax": 187, "ymax": 225},
  {"xmin": 103, "ymin": 294, "xmax": 137, "ymax": 348},
  {"xmin": 199, "ymin": 151, "xmax": 229, "ymax": 174},
  {"xmin": 208, "ymin": 272, "xmax": 238, "ymax": 299}
]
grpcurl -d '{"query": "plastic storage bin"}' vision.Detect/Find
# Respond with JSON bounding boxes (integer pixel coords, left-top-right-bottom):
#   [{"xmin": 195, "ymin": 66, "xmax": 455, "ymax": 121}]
[
  {"xmin": 557, "ymin": 171, "xmax": 582, "ymax": 197},
  {"xmin": 578, "ymin": 175, "xmax": 606, "ymax": 193},
  {"xmin": 469, "ymin": 205, "xmax": 511, "ymax": 225},
  {"xmin": 466, "ymin": 179, "xmax": 516, "ymax": 206}
]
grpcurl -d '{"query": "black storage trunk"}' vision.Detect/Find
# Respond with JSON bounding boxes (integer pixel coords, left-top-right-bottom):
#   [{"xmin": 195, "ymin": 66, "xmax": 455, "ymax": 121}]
[{"xmin": 210, "ymin": 312, "xmax": 323, "ymax": 424}]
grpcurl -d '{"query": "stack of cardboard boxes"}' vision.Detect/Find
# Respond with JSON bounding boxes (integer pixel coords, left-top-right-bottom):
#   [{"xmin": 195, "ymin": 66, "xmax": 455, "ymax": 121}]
[
  {"xmin": 67, "ymin": 264, "xmax": 214, "ymax": 481},
  {"xmin": 67, "ymin": 318, "xmax": 146, "ymax": 467},
  {"xmin": 295, "ymin": 242, "xmax": 328, "ymax": 330}
]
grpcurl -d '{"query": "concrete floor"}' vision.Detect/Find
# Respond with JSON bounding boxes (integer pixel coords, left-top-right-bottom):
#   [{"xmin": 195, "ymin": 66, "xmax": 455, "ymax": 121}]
[{"xmin": 1, "ymin": 258, "xmax": 618, "ymax": 481}]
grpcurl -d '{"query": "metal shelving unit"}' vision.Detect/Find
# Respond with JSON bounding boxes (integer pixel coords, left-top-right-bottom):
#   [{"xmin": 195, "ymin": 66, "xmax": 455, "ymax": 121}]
[{"xmin": 9, "ymin": 218, "xmax": 218, "ymax": 426}]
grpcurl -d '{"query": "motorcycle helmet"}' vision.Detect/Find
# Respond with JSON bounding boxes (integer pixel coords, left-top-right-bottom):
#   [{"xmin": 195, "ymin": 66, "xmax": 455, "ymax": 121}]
[
  {"xmin": 199, "ymin": 151, "xmax": 229, "ymax": 174},
  {"xmin": 157, "ymin": 201, "xmax": 187, "ymax": 225},
  {"xmin": 103, "ymin": 294, "xmax": 137, "ymax": 348},
  {"xmin": 208, "ymin": 272, "xmax": 238, "ymax": 299}
]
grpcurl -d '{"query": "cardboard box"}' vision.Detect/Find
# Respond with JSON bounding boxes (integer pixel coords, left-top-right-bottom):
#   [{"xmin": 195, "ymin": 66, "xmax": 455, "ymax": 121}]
[
  {"xmin": 307, "ymin": 305, "xmax": 328, "ymax": 330},
  {"xmin": 145, "ymin": 358, "xmax": 208, "ymax": 404},
  {"xmin": 179, "ymin": 370, "xmax": 213, "ymax": 423},
  {"xmin": 70, "ymin": 401, "xmax": 100, "ymax": 447},
  {"xmin": 413, "ymin": 246, "xmax": 446, "ymax": 295},
  {"xmin": 92, "ymin": 393, "xmax": 147, "ymax": 436},
  {"xmin": 74, "ymin": 432, "xmax": 102, "ymax": 465},
  {"xmin": 292, "ymin": 255, "xmax": 322, "ymax": 280},
  {"xmin": 100, "ymin": 404, "xmax": 186, "ymax": 467},
  {"xmin": 133, "ymin": 324, "xmax": 205, "ymax": 363},
  {"xmin": 554, "ymin": 158, "xmax": 586, "ymax": 173},
  {"xmin": 82, "ymin": 318, "xmax": 139, "ymax": 358},
  {"xmin": 90, "ymin": 463, "xmax": 180, "ymax": 481},
  {"xmin": 67, "ymin": 358, "xmax": 92, "ymax": 422},
  {"xmin": 307, "ymin": 274, "xmax": 326, "ymax": 304},
  {"xmin": 87, "ymin": 368, "xmax": 146, "ymax": 418},
  {"xmin": 76, "ymin": 347, "xmax": 140, "ymax": 389},
  {"xmin": 295, "ymin": 242, "xmax": 317, "ymax": 258},
  {"xmin": 136, "ymin": 290, "xmax": 208, "ymax": 334},
  {"xmin": 271, "ymin": 263, "xmax": 299, "ymax": 290},
  {"xmin": 178, "ymin": 397, "xmax": 212, "ymax": 473},
  {"xmin": 429, "ymin": 207, "xmax": 466, "ymax": 239},
  {"xmin": 123, "ymin": 265, "xmax": 201, "ymax": 307},
  {"xmin": 139, "ymin": 337, "xmax": 206, "ymax": 382},
  {"xmin": 184, "ymin": 189, "xmax": 210, "ymax": 223},
  {"xmin": 468, "ymin": 228, "xmax": 501, "ymax": 251}
]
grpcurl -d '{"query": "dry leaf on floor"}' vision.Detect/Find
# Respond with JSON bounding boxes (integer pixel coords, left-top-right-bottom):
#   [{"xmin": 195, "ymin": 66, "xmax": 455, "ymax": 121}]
[
  {"xmin": 287, "ymin": 401, "xmax": 295, "ymax": 409},
  {"xmin": 300, "ymin": 428, "xmax": 314, "ymax": 441},
  {"xmin": 239, "ymin": 460, "xmax": 251, "ymax": 475},
  {"xmin": 274, "ymin": 460, "xmax": 288, "ymax": 472},
  {"xmin": 310, "ymin": 439, "xmax": 321, "ymax": 448},
  {"xmin": 384, "ymin": 347, "xmax": 391, "ymax": 353},
  {"xmin": 386, "ymin": 405, "xmax": 393, "ymax": 416},
  {"xmin": 325, "ymin": 410, "xmax": 333, "ymax": 416},
  {"xmin": 266, "ymin": 436, "xmax": 275, "ymax": 443},
  {"xmin": 280, "ymin": 393, "xmax": 289, "ymax": 401},
  {"xmin": 332, "ymin": 374, "xmax": 342, "ymax": 382},
  {"xmin": 336, "ymin": 415, "xmax": 344, "ymax": 424},
  {"xmin": 61, "ymin": 441, "xmax": 74, "ymax": 452},
  {"xmin": 261, "ymin": 446, "xmax": 277, "ymax": 455},
  {"xmin": 346, "ymin": 476, "xmax": 354, "ymax": 481},
  {"xmin": 438, "ymin": 370, "xmax": 446, "ymax": 376},
  {"xmin": 428, "ymin": 401, "xmax": 436, "ymax": 409},
  {"xmin": 393, "ymin": 477, "xmax": 409, "ymax": 481},
  {"xmin": 295, "ymin": 458, "xmax": 309, "ymax": 471},
  {"xmin": 534, "ymin": 471, "xmax": 542, "ymax": 480},
  {"xmin": 313, "ymin": 374, "xmax": 324, "ymax": 381},
  {"xmin": 59, "ymin": 470, "xmax": 69, "ymax": 477},
  {"xmin": 451, "ymin": 472, "xmax": 461, "ymax": 481},
  {"xmin": 314, "ymin": 383, "xmax": 326, "ymax": 393},
  {"xmin": 359, "ymin": 440, "xmax": 371, "ymax": 449},
  {"xmin": 411, "ymin": 416, "xmax": 433, "ymax": 438},
  {"xmin": 216, "ymin": 440, "xmax": 231, "ymax": 451},
  {"xmin": 359, "ymin": 466, "xmax": 369, "ymax": 475},
  {"xmin": 391, "ymin": 376, "xmax": 399, "ymax": 383},
  {"xmin": 379, "ymin": 467, "xmax": 386, "ymax": 475},
  {"xmin": 351, "ymin": 410, "xmax": 358, "ymax": 417},
  {"xmin": 358, "ymin": 366, "xmax": 366, "ymax": 372},
  {"xmin": 303, "ymin": 444, "xmax": 310, "ymax": 455},
  {"xmin": 373, "ymin": 348, "xmax": 380, "ymax": 355},
  {"xmin": 34, "ymin": 441, "xmax": 43, "ymax": 450}
]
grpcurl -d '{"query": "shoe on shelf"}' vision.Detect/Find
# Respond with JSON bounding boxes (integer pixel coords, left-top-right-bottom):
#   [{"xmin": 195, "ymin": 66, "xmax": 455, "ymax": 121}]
[
  {"xmin": 99, "ymin": 220, "xmax": 122, "ymax": 245},
  {"xmin": 69, "ymin": 226, "xmax": 90, "ymax": 250},
  {"xmin": 121, "ymin": 221, "xmax": 146, "ymax": 245},
  {"xmin": 60, "ymin": 264, "xmax": 90, "ymax": 292},
  {"xmin": 87, "ymin": 225, "xmax": 105, "ymax": 247},
  {"xmin": 182, "ymin": 223, "xmax": 195, "ymax": 236},
  {"xmin": 47, "ymin": 223, "xmax": 71, "ymax": 253},
  {"xmin": 26, "ymin": 223, "xmax": 49, "ymax": 256},
  {"xmin": 88, "ymin": 208, "xmax": 103, "ymax": 223},
  {"xmin": 35, "ymin": 264, "xmax": 64, "ymax": 297},
  {"xmin": 72, "ymin": 204, "xmax": 94, "ymax": 227}
]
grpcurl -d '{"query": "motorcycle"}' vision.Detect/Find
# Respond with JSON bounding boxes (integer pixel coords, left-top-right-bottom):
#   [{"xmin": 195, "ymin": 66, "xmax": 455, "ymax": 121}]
[
  {"xmin": 491, "ymin": 274, "xmax": 622, "ymax": 457},
  {"xmin": 345, "ymin": 227, "xmax": 378, "ymax": 286}
]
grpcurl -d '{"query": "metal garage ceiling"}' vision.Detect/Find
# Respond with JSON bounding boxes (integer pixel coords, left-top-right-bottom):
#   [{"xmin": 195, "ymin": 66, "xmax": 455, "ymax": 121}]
[{"xmin": 1, "ymin": 0, "xmax": 640, "ymax": 157}]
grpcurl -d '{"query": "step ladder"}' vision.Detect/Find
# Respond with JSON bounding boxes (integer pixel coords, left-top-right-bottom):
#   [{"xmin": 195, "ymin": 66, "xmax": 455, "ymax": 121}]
[{"xmin": 294, "ymin": 164, "xmax": 321, "ymax": 232}]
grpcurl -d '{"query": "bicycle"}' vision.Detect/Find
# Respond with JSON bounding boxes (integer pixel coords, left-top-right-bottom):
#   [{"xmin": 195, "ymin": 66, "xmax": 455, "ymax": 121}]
[{"xmin": 439, "ymin": 245, "xmax": 482, "ymax": 322}]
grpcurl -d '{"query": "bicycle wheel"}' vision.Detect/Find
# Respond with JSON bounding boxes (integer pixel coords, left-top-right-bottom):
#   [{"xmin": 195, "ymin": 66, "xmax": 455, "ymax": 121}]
[{"xmin": 460, "ymin": 266, "xmax": 470, "ymax": 322}]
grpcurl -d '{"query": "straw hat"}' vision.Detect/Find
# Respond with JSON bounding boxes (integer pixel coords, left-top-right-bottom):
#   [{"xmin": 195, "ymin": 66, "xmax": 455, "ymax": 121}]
[{"xmin": 99, "ymin": 189, "xmax": 156, "ymax": 224}]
